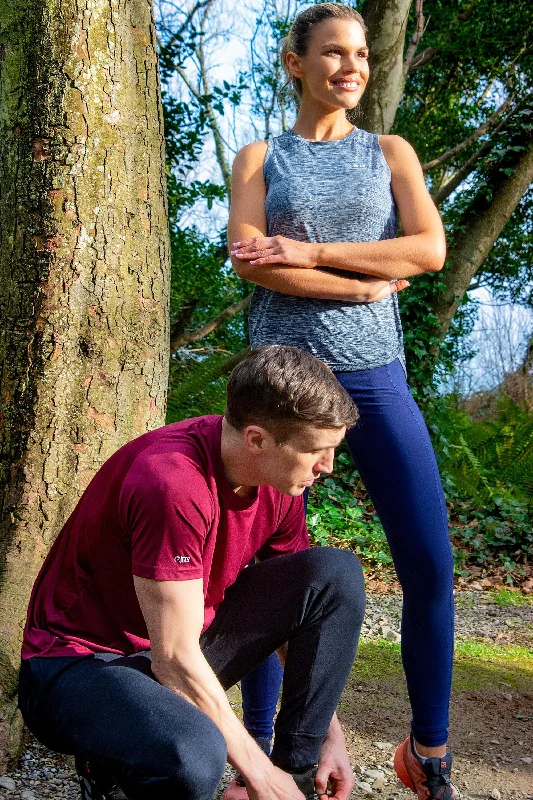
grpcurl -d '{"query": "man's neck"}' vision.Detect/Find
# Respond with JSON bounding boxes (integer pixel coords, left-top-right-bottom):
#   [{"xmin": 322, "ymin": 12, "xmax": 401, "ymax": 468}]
[{"xmin": 220, "ymin": 418, "xmax": 258, "ymax": 495}]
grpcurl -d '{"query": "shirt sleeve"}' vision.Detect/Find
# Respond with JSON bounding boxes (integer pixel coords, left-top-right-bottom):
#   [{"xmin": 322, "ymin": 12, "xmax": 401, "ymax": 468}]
[
  {"xmin": 118, "ymin": 451, "xmax": 215, "ymax": 581},
  {"xmin": 256, "ymin": 494, "xmax": 310, "ymax": 560}
]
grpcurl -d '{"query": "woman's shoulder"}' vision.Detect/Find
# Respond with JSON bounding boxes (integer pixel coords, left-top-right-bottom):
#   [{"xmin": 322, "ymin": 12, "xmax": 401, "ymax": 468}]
[
  {"xmin": 378, "ymin": 135, "xmax": 420, "ymax": 169},
  {"xmin": 233, "ymin": 140, "xmax": 270, "ymax": 173}
]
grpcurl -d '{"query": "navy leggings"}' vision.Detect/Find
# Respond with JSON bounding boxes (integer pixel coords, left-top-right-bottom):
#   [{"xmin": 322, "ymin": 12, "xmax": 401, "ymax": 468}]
[{"xmin": 241, "ymin": 358, "xmax": 454, "ymax": 747}]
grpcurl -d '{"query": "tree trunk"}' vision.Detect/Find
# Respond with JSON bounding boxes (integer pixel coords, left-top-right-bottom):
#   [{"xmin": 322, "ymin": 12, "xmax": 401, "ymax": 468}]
[
  {"xmin": 0, "ymin": 0, "xmax": 170, "ymax": 771},
  {"xmin": 359, "ymin": 0, "xmax": 413, "ymax": 134}
]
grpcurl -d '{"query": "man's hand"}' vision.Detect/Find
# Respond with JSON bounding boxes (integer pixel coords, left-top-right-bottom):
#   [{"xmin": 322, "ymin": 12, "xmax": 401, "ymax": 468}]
[
  {"xmin": 315, "ymin": 715, "xmax": 355, "ymax": 800},
  {"xmin": 247, "ymin": 765, "xmax": 306, "ymax": 800}
]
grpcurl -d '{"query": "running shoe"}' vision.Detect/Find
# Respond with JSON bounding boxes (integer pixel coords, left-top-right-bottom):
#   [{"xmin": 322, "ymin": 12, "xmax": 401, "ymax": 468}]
[
  {"xmin": 75, "ymin": 757, "xmax": 128, "ymax": 800},
  {"xmin": 394, "ymin": 735, "xmax": 456, "ymax": 800}
]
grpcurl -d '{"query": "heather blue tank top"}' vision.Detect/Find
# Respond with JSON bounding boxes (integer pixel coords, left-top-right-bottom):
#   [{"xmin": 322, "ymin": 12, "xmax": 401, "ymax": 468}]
[{"xmin": 248, "ymin": 127, "xmax": 406, "ymax": 372}]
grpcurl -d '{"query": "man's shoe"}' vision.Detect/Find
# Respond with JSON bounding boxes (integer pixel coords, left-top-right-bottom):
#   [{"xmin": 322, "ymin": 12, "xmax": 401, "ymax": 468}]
[
  {"xmin": 76, "ymin": 757, "xmax": 128, "ymax": 800},
  {"xmin": 394, "ymin": 735, "xmax": 456, "ymax": 800},
  {"xmin": 291, "ymin": 766, "xmax": 318, "ymax": 800}
]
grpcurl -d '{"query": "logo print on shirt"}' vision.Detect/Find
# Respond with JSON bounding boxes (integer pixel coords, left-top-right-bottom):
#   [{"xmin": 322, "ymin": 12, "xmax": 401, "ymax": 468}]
[{"xmin": 174, "ymin": 555, "xmax": 191, "ymax": 563}]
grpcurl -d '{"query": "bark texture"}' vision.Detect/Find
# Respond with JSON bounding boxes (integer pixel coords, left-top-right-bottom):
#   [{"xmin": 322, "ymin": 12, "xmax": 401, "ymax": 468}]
[
  {"xmin": 0, "ymin": 0, "xmax": 170, "ymax": 771},
  {"xmin": 359, "ymin": 0, "xmax": 413, "ymax": 134}
]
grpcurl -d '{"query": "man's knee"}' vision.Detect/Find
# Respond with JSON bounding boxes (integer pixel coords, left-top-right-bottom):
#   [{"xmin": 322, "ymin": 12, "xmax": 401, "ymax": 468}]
[
  {"xmin": 152, "ymin": 717, "xmax": 227, "ymax": 800},
  {"xmin": 300, "ymin": 547, "xmax": 366, "ymax": 615}
]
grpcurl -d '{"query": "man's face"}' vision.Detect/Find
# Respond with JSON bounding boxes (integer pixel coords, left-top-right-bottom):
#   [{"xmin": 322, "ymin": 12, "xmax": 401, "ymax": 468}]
[{"xmin": 258, "ymin": 424, "xmax": 346, "ymax": 496}]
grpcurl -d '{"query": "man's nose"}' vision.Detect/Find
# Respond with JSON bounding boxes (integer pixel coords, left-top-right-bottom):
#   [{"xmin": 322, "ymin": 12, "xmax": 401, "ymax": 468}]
[{"xmin": 316, "ymin": 449, "xmax": 334, "ymax": 474}]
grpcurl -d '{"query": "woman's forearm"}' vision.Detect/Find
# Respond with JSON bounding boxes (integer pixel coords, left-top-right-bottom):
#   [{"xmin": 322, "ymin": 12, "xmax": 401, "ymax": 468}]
[
  {"xmin": 234, "ymin": 261, "xmax": 385, "ymax": 303},
  {"xmin": 312, "ymin": 233, "xmax": 445, "ymax": 280}
]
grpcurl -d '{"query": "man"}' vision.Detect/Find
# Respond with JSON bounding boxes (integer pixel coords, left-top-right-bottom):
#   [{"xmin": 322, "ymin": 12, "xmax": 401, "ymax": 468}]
[{"xmin": 19, "ymin": 345, "xmax": 365, "ymax": 800}]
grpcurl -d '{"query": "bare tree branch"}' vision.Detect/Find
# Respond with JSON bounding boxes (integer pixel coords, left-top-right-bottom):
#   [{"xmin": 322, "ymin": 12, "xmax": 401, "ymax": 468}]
[
  {"xmin": 422, "ymin": 96, "xmax": 513, "ymax": 172},
  {"xmin": 170, "ymin": 296, "xmax": 251, "ymax": 352},
  {"xmin": 408, "ymin": 1, "xmax": 477, "ymax": 72},
  {"xmin": 403, "ymin": 0, "xmax": 426, "ymax": 76},
  {"xmin": 409, "ymin": 45, "xmax": 438, "ymax": 71},
  {"xmin": 196, "ymin": 3, "xmax": 232, "ymax": 201}
]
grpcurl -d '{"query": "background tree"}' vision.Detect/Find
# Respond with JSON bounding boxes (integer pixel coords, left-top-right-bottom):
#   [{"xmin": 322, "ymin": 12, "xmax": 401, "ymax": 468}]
[
  {"xmin": 160, "ymin": 0, "xmax": 533, "ymax": 589},
  {"xmin": 160, "ymin": 0, "xmax": 532, "ymax": 403},
  {"xmin": 0, "ymin": 0, "xmax": 170, "ymax": 770}
]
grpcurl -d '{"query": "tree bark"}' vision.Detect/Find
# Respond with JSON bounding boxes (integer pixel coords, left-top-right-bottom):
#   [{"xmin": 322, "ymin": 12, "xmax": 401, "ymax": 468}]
[
  {"xmin": 0, "ymin": 0, "xmax": 170, "ymax": 771},
  {"xmin": 358, "ymin": 0, "xmax": 413, "ymax": 134}
]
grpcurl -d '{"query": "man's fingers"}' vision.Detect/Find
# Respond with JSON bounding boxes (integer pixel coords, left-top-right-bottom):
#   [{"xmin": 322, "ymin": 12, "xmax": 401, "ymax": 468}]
[{"xmin": 314, "ymin": 766, "xmax": 329, "ymax": 796}]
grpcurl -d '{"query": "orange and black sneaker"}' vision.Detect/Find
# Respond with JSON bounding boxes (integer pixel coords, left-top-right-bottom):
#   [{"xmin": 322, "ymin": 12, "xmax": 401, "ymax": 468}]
[{"xmin": 394, "ymin": 735, "xmax": 456, "ymax": 800}]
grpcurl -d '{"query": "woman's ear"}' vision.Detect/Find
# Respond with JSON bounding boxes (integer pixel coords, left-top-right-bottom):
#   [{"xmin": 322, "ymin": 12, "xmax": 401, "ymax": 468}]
[{"xmin": 285, "ymin": 51, "xmax": 303, "ymax": 79}]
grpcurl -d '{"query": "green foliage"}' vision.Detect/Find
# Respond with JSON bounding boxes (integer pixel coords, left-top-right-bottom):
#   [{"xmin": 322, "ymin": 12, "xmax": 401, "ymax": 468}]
[
  {"xmin": 307, "ymin": 399, "xmax": 533, "ymax": 580},
  {"xmin": 490, "ymin": 588, "xmax": 533, "ymax": 608},
  {"xmin": 307, "ymin": 450, "xmax": 393, "ymax": 571}
]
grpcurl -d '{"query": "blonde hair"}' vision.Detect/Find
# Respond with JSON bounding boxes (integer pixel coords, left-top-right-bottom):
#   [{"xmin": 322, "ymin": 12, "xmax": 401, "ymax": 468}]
[{"xmin": 280, "ymin": 3, "xmax": 367, "ymax": 99}]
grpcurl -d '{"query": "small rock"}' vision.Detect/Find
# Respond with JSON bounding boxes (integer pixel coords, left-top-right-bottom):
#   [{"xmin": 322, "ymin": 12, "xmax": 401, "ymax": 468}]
[
  {"xmin": 373, "ymin": 742, "xmax": 394, "ymax": 750},
  {"xmin": 373, "ymin": 778, "xmax": 386, "ymax": 790},
  {"xmin": 384, "ymin": 761, "xmax": 394, "ymax": 769},
  {"xmin": 385, "ymin": 629, "xmax": 401, "ymax": 643},
  {"xmin": 356, "ymin": 781, "xmax": 374, "ymax": 795},
  {"xmin": 365, "ymin": 770, "xmax": 385, "ymax": 781},
  {"xmin": 520, "ymin": 756, "xmax": 533, "ymax": 764},
  {"xmin": 21, "ymin": 791, "xmax": 36, "ymax": 800},
  {"xmin": 354, "ymin": 763, "xmax": 366, "ymax": 775},
  {"xmin": 0, "ymin": 778, "xmax": 15, "ymax": 792},
  {"xmin": 489, "ymin": 790, "xmax": 501, "ymax": 800},
  {"xmin": 490, "ymin": 740, "xmax": 500, "ymax": 745},
  {"xmin": 502, "ymin": 693, "xmax": 513, "ymax": 701}
]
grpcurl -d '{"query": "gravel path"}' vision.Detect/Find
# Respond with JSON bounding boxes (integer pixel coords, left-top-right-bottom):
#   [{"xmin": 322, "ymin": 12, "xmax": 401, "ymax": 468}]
[{"xmin": 1, "ymin": 591, "xmax": 531, "ymax": 800}]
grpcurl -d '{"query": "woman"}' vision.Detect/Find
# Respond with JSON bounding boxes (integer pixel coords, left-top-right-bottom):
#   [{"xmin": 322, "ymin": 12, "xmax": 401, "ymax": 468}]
[{"xmin": 226, "ymin": 4, "xmax": 455, "ymax": 800}]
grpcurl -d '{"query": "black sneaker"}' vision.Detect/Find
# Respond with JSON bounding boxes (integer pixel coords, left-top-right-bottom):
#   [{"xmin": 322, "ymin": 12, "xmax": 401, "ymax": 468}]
[
  {"xmin": 291, "ymin": 766, "xmax": 318, "ymax": 800},
  {"xmin": 75, "ymin": 757, "xmax": 128, "ymax": 800}
]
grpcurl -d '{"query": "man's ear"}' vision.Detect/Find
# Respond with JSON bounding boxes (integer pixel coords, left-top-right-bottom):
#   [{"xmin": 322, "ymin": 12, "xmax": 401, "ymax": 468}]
[{"xmin": 243, "ymin": 425, "xmax": 272, "ymax": 454}]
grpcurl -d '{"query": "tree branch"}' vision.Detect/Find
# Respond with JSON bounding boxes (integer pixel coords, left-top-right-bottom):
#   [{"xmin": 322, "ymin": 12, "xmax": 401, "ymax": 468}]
[
  {"xmin": 408, "ymin": 1, "xmax": 477, "ymax": 72},
  {"xmin": 431, "ymin": 130, "xmax": 533, "ymax": 347},
  {"xmin": 196, "ymin": 6, "xmax": 232, "ymax": 201},
  {"xmin": 422, "ymin": 95, "xmax": 513, "ymax": 172},
  {"xmin": 170, "ymin": 296, "xmax": 250, "ymax": 353},
  {"xmin": 403, "ymin": 0, "xmax": 426, "ymax": 76},
  {"xmin": 409, "ymin": 45, "xmax": 438, "ymax": 71},
  {"xmin": 432, "ymin": 97, "xmax": 528, "ymax": 206}
]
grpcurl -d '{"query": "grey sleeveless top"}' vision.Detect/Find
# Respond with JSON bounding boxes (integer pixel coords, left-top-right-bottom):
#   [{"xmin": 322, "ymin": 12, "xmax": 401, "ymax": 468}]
[{"xmin": 248, "ymin": 127, "xmax": 406, "ymax": 372}]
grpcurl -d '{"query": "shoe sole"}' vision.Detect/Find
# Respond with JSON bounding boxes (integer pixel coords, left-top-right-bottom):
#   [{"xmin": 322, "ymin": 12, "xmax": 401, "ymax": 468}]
[{"xmin": 394, "ymin": 740, "xmax": 416, "ymax": 793}]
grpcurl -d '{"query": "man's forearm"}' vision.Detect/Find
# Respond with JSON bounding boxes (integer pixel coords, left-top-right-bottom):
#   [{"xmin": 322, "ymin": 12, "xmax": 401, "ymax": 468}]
[{"xmin": 152, "ymin": 650, "xmax": 272, "ymax": 792}]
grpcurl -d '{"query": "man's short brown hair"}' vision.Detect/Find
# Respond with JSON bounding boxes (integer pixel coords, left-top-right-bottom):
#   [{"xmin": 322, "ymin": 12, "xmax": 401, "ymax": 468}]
[{"xmin": 225, "ymin": 346, "xmax": 358, "ymax": 441}]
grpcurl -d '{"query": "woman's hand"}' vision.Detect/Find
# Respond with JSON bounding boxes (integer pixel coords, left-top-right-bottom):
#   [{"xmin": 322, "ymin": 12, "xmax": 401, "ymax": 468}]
[
  {"xmin": 232, "ymin": 236, "xmax": 319, "ymax": 268},
  {"xmin": 356, "ymin": 277, "xmax": 409, "ymax": 303}
]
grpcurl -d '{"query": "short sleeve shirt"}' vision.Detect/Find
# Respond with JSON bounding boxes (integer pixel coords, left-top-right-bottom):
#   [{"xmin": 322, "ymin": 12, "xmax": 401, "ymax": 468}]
[{"xmin": 22, "ymin": 416, "xmax": 309, "ymax": 658}]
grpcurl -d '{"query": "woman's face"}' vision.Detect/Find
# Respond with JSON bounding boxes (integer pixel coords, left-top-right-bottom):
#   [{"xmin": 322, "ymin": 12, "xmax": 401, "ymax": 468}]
[{"xmin": 288, "ymin": 18, "xmax": 370, "ymax": 111}]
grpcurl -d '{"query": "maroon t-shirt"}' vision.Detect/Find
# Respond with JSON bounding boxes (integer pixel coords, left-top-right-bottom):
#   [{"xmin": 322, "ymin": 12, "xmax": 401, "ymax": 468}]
[{"xmin": 22, "ymin": 416, "xmax": 309, "ymax": 659}]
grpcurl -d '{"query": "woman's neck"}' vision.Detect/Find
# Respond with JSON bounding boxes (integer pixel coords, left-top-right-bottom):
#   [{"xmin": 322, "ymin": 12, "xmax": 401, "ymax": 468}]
[{"xmin": 291, "ymin": 104, "xmax": 354, "ymax": 142}]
